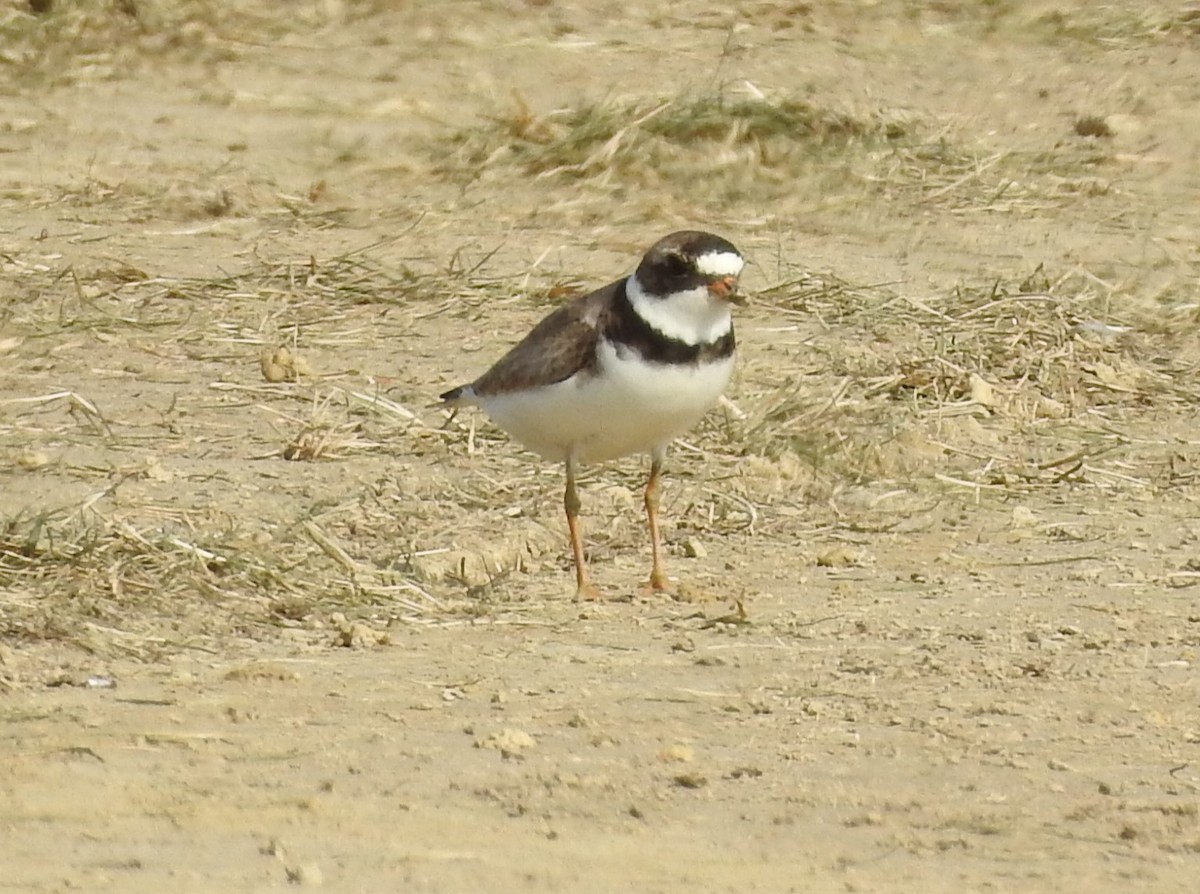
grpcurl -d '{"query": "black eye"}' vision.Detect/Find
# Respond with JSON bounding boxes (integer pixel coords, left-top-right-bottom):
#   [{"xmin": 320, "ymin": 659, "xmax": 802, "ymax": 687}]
[{"xmin": 663, "ymin": 253, "xmax": 690, "ymax": 277}]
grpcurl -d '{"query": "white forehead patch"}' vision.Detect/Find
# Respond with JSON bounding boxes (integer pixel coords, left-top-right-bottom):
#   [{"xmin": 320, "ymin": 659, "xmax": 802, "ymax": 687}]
[{"xmin": 694, "ymin": 251, "xmax": 744, "ymax": 278}]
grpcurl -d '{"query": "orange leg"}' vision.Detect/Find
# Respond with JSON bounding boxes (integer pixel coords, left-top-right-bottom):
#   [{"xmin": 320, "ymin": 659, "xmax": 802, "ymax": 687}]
[
  {"xmin": 565, "ymin": 459, "xmax": 601, "ymax": 601},
  {"xmin": 644, "ymin": 455, "xmax": 670, "ymax": 592}
]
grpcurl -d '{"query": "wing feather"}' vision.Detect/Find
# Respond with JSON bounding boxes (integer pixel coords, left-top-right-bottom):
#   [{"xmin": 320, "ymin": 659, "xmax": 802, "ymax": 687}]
[{"xmin": 464, "ymin": 282, "xmax": 619, "ymax": 399}]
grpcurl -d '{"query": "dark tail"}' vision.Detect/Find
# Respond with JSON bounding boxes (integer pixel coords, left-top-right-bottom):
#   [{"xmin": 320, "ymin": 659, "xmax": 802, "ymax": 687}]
[{"xmin": 440, "ymin": 385, "xmax": 468, "ymax": 404}]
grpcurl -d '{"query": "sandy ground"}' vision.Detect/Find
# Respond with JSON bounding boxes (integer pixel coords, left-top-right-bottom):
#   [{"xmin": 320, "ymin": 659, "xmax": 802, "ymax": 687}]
[{"xmin": 2, "ymin": 1, "xmax": 1200, "ymax": 891}]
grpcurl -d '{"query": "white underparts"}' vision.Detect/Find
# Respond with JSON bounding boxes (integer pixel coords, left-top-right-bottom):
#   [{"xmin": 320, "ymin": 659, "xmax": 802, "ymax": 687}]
[
  {"xmin": 625, "ymin": 274, "xmax": 733, "ymax": 347},
  {"xmin": 475, "ymin": 340, "xmax": 735, "ymax": 464}
]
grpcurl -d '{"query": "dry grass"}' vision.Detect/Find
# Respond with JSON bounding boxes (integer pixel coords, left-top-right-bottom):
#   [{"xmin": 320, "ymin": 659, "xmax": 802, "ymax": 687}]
[
  {"xmin": 4, "ymin": 0, "xmax": 1200, "ymax": 676},
  {"xmin": 432, "ymin": 85, "xmax": 1123, "ymax": 218},
  {"xmin": 0, "ymin": 243, "xmax": 523, "ymax": 668},
  {"xmin": 3, "ymin": 0, "xmax": 1187, "ymax": 96},
  {"xmin": 435, "ymin": 90, "xmax": 914, "ymax": 201},
  {"xmin": 824, "ymin": 0, "xmax": 1197, "ymax": 45},
  {"xmin": 0, "ymin": 0, "xmax": 347, "ymax": 87},
  {"xmin": 874, "ymin": 139, "xmax": 1118, "ymax": 212},
  {"xmin": 0, "ymin": 498, "xmax": 446, "ymax": 658},
  {"xmin": 739, "ymin": 261, "xmax": 1200, "ymax": 498},
  {"xmin": 5, "ymin": 226, "xmax": 1200, "ymax": 668},
  {"xmin": 1019, "ymin": 2, "xmax": 1197, "ymax": 45}
]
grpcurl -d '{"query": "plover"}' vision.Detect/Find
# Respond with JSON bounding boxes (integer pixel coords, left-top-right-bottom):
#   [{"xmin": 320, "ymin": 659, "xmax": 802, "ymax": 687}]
[{"xmin": 441, "ymin": 231, "xmax": 745, "ymax": 600}]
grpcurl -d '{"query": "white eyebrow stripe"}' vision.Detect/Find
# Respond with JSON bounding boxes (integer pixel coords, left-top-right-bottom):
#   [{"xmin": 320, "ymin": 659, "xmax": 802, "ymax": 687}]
[{"xmin": 694, "ymin": 251, "xmax": 745, "ymax": 278}]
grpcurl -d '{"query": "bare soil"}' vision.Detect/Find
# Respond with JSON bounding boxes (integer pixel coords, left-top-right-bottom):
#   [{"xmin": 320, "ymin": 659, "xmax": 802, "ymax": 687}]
[{"xmin": 2, "ymin": 2, "xmax": 1199, "ymax": 890}]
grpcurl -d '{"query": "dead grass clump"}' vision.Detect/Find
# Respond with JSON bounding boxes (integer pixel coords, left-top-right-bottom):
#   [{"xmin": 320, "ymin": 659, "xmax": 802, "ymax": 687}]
[
  {"xmin": 0, "ymin": 501, "xmax": 445, "ymax": 666},
  {"xmin": 1, "ymin": 243, "xmax": 529, "ymax": 670},
  {"xmin": 1, "ymin": 0, "xmax": 207, "ymax": 86},
  {"xmin": 439, "ymin": 87, "xmax": 1119, "ymax": 214},
  {"xmin": 0, "ymin": 510, "xmax": 269, "ymax": 656},
  {"xmin": 1073, "ymin": 115, "xmax": 1114, "ymax": 139},
  {"xmin": 269, "ymin": 389, "xmax": 380, "ymax": 461},
  {"xmin": 1028, "ymin": 4, "xmax": 1188, "ymax": 45},
  {"xmin": 1, "ymin": 240, "xmax": 489, "ymax": 361},
  {"xmin": 890, "ymin": 1, "xmax": 1190, "ymax": 45},
  {"xmin": 847, "ymin": 268, "xmax": 1195, "ymax": 417},
  {"xmin": 51, "ymin": 169, "xmax": 345, "ymax": 226},
  {"xmin": 437, "ymin": 91, "xmax": 912, "ymax": 194},
  {"xmin": 0, "ymin": 0, "xmax": 326, "ymax": 87},
  {"xmin": 742, "ymin": 263, "xmax": 1200, "ymax": 494},
  {"xmin": 0, "ymin": 239, "xmax": 499, "ymax": 480},
  {"xmin": 875, "ymin": 139, "xmax": 1117, "ymax": 212},
  {"xmin": 159, "ymin": 242, "xmax": 485, "ymax": 313}
]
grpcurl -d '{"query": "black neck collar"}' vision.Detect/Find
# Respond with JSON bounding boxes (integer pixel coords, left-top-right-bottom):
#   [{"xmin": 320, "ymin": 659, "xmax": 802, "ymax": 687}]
[{"xmin": 606, "ymin": 280, "xmax": 735, "ymax": 365}]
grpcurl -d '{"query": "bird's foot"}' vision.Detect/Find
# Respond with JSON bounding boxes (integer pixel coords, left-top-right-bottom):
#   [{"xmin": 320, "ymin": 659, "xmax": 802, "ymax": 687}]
[
  {"xmin": 642, "ymin": 568, "xmax": 673, "ymax": 596},
  {"xmin": 574, "ymin": 580, "xmax": 603, "ymax": 602}
]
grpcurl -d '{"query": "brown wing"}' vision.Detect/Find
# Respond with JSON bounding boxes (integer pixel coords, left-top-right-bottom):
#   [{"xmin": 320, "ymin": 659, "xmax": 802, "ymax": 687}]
[{"xmin": 468, "ymin": 282, "xmax": 620, "ymax": 398}]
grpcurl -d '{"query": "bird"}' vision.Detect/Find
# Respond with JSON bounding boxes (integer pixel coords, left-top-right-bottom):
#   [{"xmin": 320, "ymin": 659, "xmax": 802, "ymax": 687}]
[{"xmin": 440, "ymin": 230, "xmax": 745, "ymax": 600}]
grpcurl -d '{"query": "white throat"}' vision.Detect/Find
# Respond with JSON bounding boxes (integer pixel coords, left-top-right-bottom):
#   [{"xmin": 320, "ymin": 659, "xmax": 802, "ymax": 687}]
[{"xmin": 625, "ymin": 274, "xmax": 733, "ymax": 347}]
